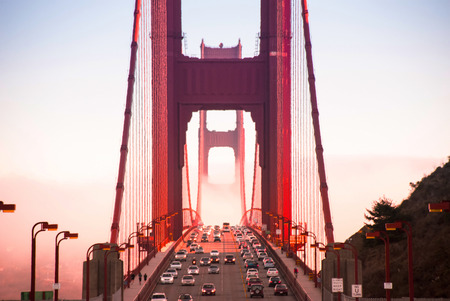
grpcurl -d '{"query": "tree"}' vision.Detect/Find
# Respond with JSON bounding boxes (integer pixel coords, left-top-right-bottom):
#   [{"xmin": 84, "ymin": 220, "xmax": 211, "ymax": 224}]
[{"xmin": 364, "ymin": 196, "xmax": 399, "ymax": 231}]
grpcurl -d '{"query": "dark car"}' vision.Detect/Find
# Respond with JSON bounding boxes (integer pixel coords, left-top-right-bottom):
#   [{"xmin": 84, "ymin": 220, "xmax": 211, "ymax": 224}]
[
  {"xmin": 201, "ymin": 283, "xmax": 216, "ymax": 295},
  {"xmin": 200, "ymin": 257, "xmax": 211, "ymax": 266},
  {"xmin": 245, "ymin": 260, "xmax": 259, "ymax": 270},
  {"xmin": 247, "ymin": 278, "xmax": 263, "ymax": 291},
  {"xmin": 274, "ymin": 283, "xmax": 288, "ymax": 296},
  {"xmin": 249, "ymin": 284, "xmax": 264, "ymax": 298},
  {"xmin": 268, "ymin": 276, "xmax": 281, "ymax": 287},
  {"xmin": 224, "ymin": 254, "xmax": 236, "ymax": 264},
  {"xmin": 178, "ymin": 293, "xmax": 193, "ymax": 301},
  {"xmin": 210, "ymin": 255, "xmax": 220, "ymax": 263},
  {"xmin": 214, "ymin": 236, "xmax": 221, "ymax": 242}
]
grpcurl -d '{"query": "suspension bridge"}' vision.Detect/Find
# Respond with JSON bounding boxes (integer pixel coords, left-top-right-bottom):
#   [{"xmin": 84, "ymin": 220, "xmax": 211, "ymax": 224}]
[{"xmin": 85, "ymin": 0, "xmax": 338, "ymax": 300}]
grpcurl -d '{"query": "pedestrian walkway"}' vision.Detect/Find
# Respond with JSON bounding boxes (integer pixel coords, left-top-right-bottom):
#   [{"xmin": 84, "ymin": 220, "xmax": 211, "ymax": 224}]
[
  {"xmin": 266, "ymin": 240, "xmax": 322, "ymax": 301},
  {"xmin": 123, "ymin": 242, "xmax": 174, "ymax": 301}
]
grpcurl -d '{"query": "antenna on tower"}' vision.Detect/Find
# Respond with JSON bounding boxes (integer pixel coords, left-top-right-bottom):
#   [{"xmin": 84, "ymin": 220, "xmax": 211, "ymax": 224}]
[
  {"xmin": 182, "ymin": 32, "xmax": 188, "ymax": 56},
  {"xmin": 254, "ymin": 32, "xmax": 260, "ymax": 56}
]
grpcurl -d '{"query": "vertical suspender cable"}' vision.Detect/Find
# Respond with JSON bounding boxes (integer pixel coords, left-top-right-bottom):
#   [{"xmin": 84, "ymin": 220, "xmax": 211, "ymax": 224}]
[{"xmin": 301, "ymin": 0, "xmax": 334, "ymax": 244}]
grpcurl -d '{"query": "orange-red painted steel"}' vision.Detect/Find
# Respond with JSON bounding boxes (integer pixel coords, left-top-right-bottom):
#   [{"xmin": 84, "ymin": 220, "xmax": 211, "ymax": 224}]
[
  {"xmin": 301, "ymin": 0, "xmax": 335, "ymax": 243},
  {"xmin": 110, "ymin": 0, "xmax": 141, "ymax": 244}
]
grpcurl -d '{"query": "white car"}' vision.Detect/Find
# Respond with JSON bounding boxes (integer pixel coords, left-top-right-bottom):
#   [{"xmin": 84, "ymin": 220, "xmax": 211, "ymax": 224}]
[
  {"xmin": 175, "ymin": 251, "xmax": 187, "ymax": 261},
  {"xmin": 247, "ymin": 268, "xmax": 259, "ymax": 277},
  {"xmin": 166, "ymin": 268, "xmax": 178, "ymax": 278},
  {"xmin": 170, "ymin": 260, "xmax": 182, "ymax": 270},
  {"xmin": 210, "ymin": 249, "xmax": 220, "ymax": 256},
  {"xmin": 257, "ymin": 251, "xmax": 268, "ymax": 260},
  {"xmin": 187, "ymin": 265, "xmax": 200, "ymax": 275},
  {"xmin": 181, "ymin": 274, "xmax": 195, "ymax": 286},
  {"xmin": 151, "ymin": 293, "xmax": 168, "ymax": 301},
  {"xmin": 267, "ymin": 268, "xmax": 279, "ymax": 278},
  {"xmin": 159, "ymin": 273, "xmax": 174, "ymax": 284},
  {"xmin": 264, "ymin": 259, "xmax": 275, "ymax": 269}
]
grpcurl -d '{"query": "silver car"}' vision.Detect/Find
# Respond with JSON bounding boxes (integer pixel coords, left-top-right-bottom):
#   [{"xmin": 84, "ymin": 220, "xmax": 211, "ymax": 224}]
[
  {"xmin": 170, "ymin": 260, "xmax": 182, "ymax": 270},
  {"xmin": 207, "ymin": 265, "xmax": 220, "ymax": 274},
  {"xmin": 187, "ymin": 265, "xmax": 200, "ymax": 275},
  {"xmin": 166, "ymin": 268, "xmax": 178, "ymax": 278},
  {"xmin": 181, "ymin": 274, "xmax": 195, "ymax": 286},
  {"xmin": 159, "ymin": 273, "xmax": 174, "ymax": 284},
  {"xmin": 175, "ymin": 251, "xmax": 187, "ymax": 261}
]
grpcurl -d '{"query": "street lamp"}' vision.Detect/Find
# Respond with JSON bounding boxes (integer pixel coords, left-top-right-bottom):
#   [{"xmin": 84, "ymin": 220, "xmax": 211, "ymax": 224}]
[
  {"xmin": 104, "ymin": 246, "xmax": 126, "ymax": 301},
  {"xmin": 85, "ymin": 243, "xmax": 110, "ymax": 301},
  {"xmin": 334, "ymin": 242, "xmax": 360, "ymax": 301},
  {"xmin": 54, "ymin": 231, "xmax": 78, "ymax": 301},
  {"xmin": 0, "ymin": 201, "xmax": 16, "ymax": 212},
  {"xmin": 31, "ymin": 222, "xmax": 58, "ymax": 301},
  {"xmin": 428, "ymin": 200, "xmax": 450, "ymax": 212},
  {"xmin": 140, "ymin": 224, "xmax": 153, "ymax": 265},
  {"xmin": 264, "ymin": 211, "xmax": 275, "ymax": 242},
  {"xmin": 366, "ymin": 231, "xmax": 391, "ymax": 301},
  {"xmin": 126, "ymin": 231, "xmax": 143, "ymax": 288},
  {"xmin": 298, "ymin": 227, "xmax": 310, "ymax": 275},
  {"xmin": 385, "ymin": 221, "xmax": 414, "ymax": 301},
  {"xmin": 302, "ymin": 231, "xmax": 318, "ymax": 287}
]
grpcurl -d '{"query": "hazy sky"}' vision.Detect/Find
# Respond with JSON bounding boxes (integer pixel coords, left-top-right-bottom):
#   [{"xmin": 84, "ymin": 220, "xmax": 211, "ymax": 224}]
[{"xmin": 0, "ymin": 0, "xmax": 449, "ymax": 299}]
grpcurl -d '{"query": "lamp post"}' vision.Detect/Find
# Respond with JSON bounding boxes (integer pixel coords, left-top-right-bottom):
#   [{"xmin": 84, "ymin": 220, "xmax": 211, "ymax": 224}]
[
  {"xmin": 302, "ymin": 231, "xmax": 318, "ymax": 287},
  {"xmin": 277, "ymin": 215, "xmax": 286, "ymax": 251},
  {"xmin": 103, "ymin": 246, "xmax": 126, "ymax": 301},
  {"xmin": 366, "ymin": 231, "xmax": 391, "ymax": 301},
  {"xmin": 334, "ymin": 242, "xmax": 360, "ymax": 301},
  {"xmin": 298, "ymin": 226, "xmax": 309, "ymax": 275},
  {"xmin": 0, "ymin": 201, "xmax": 16, "ymax": 212},
  {"xmin": 31, "ymin": 222, "xmax": 58, "ymax": 301},
  {"xmin": 151, "ymin": 219, "xmax": 160, "ymax": 258},
  {"xmin": 126, "ymin": 231, "xmax": 143, "ymax": 288},
  {"xmin": 140, "ymin": 224, "xmax": 152, "ymax": 265},
  {"xmin": 386, "ymin": 221, "xmax": 414, "ymax": 301},
  {"xmin": 54, "ymin": 231, "xmax": 78, "ymax": 301},
  {"xmin": 85, "ymin": 243, "xmax": 110, "ymax": 301},
  {"xmin": 319, "ymin": 244, "xmax": 341, "ymax": 301},
  {"xmin": 264, "ymin": 211, "xmax": 275, "ymax": 242}
]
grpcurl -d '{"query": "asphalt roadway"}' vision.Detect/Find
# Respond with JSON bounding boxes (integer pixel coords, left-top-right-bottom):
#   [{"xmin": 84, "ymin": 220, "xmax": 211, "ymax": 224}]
[{"xmin": 149, "ymin": 230, "xmax": 297, "ymax": 300}]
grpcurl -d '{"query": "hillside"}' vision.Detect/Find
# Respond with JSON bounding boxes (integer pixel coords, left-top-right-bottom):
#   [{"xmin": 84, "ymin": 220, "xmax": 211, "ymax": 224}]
[{"xmin": 348, "ymin": 158, "xmax": 450, "ymax": 298}]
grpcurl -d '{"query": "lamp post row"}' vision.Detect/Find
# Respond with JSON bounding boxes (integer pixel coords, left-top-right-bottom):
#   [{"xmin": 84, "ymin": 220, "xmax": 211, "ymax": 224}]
[{"xmin": 31, "ymin": 222, "xmax": 79, "ymax": 301}]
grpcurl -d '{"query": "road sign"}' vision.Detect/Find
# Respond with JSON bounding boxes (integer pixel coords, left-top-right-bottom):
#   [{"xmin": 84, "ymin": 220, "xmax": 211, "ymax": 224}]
[
  {"xmin": 384, "ymin": 282, "xmax": 393, "ymax": 289},
  {"xmin": 352, "ymin": 284, "xmax": 362, "ymax": 297},
  {"xmin": 276, "ymin": 229, "xmax": 281, "ymax": 235},
  {"xmin": 53, "ymin": 283, "xmax": 60, "ymax": 290},
  {"xmin": 332, "ymin": 278, "xmax": 343, "ymax": 293}
]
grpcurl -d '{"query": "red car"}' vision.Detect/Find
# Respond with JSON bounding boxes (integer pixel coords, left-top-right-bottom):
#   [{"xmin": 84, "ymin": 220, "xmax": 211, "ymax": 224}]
[
  {"xmin": 274, "ymin": 283, "xmax": 288, "ymax": 296},
  {"xmin": 202, "ymin": 283, "xmax": 216, "ymax": 296}
]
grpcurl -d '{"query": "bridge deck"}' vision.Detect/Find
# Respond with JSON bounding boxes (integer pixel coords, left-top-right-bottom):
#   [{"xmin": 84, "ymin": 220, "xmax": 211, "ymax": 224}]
[{"xmin": 123, "ymin": 234, "xmax": 321, "ymax": 301}]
